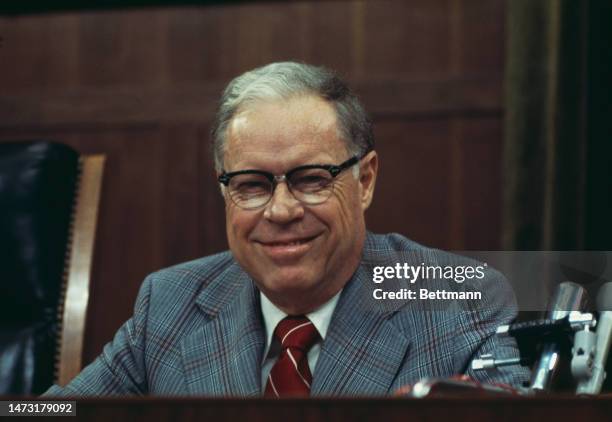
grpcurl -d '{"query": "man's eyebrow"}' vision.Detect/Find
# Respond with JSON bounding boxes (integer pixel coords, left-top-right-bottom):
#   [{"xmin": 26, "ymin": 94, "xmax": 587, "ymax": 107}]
[
  {"xmin": 228, "ymin": 158, "xmax": 338, "ymax": 173},
  {"xmin": 224, "ymin": 163, "xmax": 323, "ymax": 174}
]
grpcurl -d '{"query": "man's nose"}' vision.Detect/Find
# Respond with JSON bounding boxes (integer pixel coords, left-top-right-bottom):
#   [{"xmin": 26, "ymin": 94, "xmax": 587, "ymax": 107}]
[{"xmin": 263, "ymin": 181, "xmax": 304, "ymax": 223}]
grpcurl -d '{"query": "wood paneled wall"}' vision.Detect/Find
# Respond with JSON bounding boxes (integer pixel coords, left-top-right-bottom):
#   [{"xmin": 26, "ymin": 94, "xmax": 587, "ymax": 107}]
[{"xmin": 0, "ymin": 0, "xmax": 506, "ymax": 363}]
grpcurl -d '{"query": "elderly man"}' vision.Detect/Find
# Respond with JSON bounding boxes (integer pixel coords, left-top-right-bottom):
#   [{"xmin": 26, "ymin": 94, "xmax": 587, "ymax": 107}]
[{"xmin": 46, "ymin": 62, "xmax": 528, "ymax": 396}]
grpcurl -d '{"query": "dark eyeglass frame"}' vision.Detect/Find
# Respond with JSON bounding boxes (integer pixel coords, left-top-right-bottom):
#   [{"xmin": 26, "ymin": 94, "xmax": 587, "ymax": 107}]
[{"xmin": 217, "ymin": 155, "xmax": 360, "ymax": 208}]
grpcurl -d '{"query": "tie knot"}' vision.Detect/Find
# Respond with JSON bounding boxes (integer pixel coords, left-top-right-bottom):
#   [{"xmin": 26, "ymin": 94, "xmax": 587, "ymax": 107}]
[{"xmin": 274, "ymin": 316, "xmax": 319, "ymax": 351}]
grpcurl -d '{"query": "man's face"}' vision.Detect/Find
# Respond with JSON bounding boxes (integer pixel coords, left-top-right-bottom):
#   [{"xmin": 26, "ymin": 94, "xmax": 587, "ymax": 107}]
[{"xmin": 222, "ymin": 95, "xmax": 377, "ymax": 314}]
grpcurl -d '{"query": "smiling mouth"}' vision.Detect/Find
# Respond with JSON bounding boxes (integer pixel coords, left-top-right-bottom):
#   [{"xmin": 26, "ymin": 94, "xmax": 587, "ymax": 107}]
[
  {"xmin": 255, "ymin": 235, "xmax": 320, "ymax": 260},
  {"xmin": 263, "ymin": 238, "xmax": 313, "ymax": 247}
]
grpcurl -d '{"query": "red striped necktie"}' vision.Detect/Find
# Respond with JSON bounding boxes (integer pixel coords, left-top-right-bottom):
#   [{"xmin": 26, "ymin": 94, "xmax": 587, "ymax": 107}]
[{"xmin": 264, "ymin": 316, "xmax": 320, "ymax": 397}]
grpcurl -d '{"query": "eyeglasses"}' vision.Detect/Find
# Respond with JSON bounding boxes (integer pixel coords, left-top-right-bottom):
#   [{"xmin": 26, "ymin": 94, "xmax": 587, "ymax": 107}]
[{"xmin": 218, "ymin": 155, "xmax": 360, "ymax": 210}]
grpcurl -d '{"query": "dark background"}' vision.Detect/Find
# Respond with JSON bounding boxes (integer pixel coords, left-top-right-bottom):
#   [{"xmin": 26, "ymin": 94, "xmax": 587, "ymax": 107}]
[{"xmin": 0, "ymin": 0, "xmax": 609, "ymax": 366}]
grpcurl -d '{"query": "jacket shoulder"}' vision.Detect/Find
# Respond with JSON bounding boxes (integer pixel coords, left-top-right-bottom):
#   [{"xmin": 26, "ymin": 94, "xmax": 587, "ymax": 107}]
[
  {"xmin": 364, "ymin": 231, "xmax": 512, "ymax": 310},
  {"xmin": 141, "ymin": 251, "xmax": 238, "ymax": 309}
]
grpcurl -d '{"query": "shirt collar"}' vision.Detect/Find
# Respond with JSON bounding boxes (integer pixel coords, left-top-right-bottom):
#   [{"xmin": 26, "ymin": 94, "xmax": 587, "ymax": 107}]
[{"xmin": 260, "ymin": 289, "xmax": 342, "ymax": 351}]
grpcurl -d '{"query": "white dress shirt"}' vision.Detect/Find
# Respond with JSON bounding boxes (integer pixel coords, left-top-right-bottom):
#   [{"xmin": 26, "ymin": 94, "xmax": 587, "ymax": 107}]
[{"xmin": 259, "ymin": 290, "xmax": 341, "ymax": 389}]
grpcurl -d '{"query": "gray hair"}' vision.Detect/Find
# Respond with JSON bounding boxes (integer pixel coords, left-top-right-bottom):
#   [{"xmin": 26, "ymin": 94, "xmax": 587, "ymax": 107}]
[{"xmin": 210, "ymin": 61, "xmax": 374, "ymax": 171}]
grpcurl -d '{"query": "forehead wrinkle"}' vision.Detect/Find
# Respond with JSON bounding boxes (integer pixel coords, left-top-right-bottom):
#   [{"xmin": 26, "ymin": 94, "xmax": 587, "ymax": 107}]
[
  {"xmin": 238, "ymin": 101, "xmax": 336, "ymax": 141},
  {"xmin": 224, "ymin": 96, "xmax": 347, "ymax": 172}
]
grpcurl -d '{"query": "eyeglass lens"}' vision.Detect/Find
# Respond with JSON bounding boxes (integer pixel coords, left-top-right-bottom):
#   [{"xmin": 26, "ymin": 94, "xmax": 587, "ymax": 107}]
[{"xmin": 228, "ymin": 167, "xmax": 335, "ymax": 209}]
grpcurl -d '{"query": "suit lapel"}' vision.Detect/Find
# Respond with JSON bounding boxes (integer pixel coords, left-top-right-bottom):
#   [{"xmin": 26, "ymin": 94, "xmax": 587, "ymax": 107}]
[
  {"xmin": 312, "ymin": 250, "xmax": 411, "ymax": 396},
  {"xmin": 181, "ymin": 263, "xmax": 265, "ymax": 396}
]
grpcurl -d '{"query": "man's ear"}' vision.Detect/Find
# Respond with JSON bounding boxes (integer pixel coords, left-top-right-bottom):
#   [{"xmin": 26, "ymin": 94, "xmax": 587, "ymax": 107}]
[{"xmin": 359, "ymin": 150, "xmax": 378, "ymax": 211}]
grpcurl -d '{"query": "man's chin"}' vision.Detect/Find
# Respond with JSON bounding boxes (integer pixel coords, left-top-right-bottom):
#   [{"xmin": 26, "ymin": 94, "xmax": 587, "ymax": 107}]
[{"xmin": 257, "ymin": 268, "xmax": 319, "ymax": 296}]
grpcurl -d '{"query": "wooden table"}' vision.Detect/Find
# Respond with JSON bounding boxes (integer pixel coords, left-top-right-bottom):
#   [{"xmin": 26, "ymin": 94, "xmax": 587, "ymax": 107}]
[{"xmin": 4, "ymin": 396, "xmax": 611, "ymax": 421}]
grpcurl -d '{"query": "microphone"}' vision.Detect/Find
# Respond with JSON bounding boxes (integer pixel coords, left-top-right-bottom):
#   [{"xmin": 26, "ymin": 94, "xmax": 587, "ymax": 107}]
[
  {"xmin": 529, "ymin": 281, "xmax": 589, "ymax": 391},
  {"xmin": 576, "ymin": 282, "xmax": 612, "ymax": 394},
  {"xmin": 496, "ymin": 312, "xmax": 595, "ymax": 338}
]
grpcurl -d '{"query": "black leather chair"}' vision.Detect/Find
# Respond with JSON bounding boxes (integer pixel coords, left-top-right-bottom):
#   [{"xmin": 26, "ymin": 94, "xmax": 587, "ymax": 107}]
[{"xmin": 0, "ymin": 141, "xmax": 104, "ymax": 395}]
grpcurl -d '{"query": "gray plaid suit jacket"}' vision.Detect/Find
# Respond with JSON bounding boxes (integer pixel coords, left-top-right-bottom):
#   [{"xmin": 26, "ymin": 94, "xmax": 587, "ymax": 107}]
[{"xmin": 46, "ymin": 232, "xmax": 529, "ymax": 396}]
